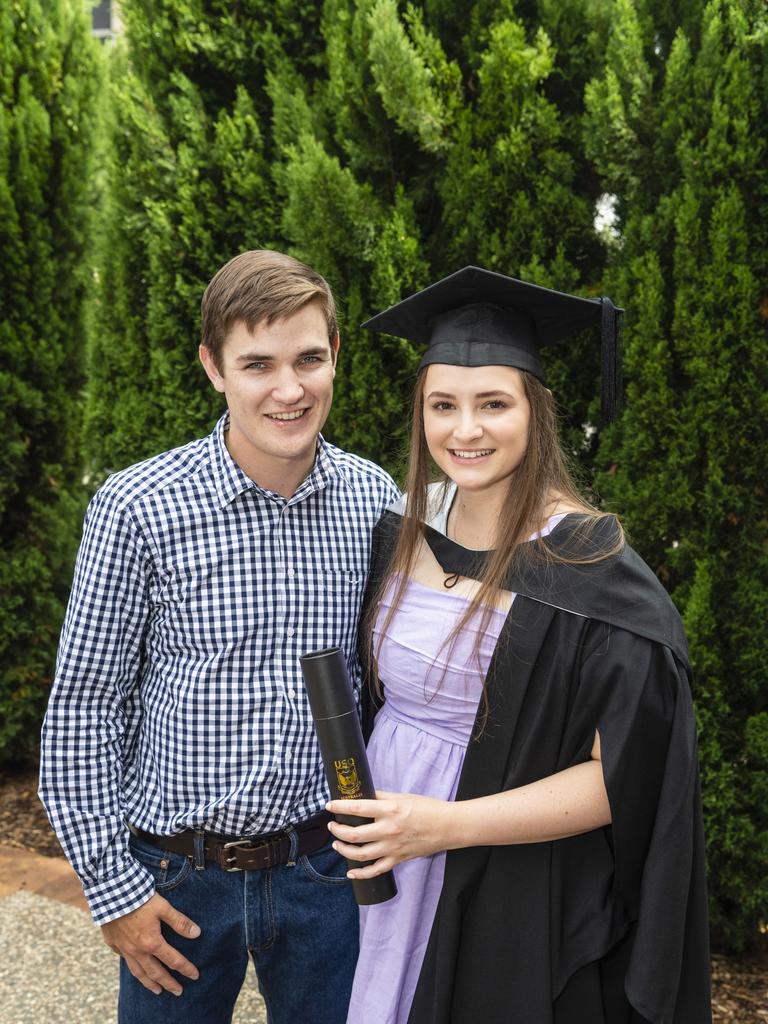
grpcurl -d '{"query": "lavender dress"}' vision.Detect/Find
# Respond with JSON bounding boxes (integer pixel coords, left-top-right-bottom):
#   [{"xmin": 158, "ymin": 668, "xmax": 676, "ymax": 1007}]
[
  {"xmin": 347, "ymin": 512, "xmax": 566, "ymax": 1024},
  {"xmin": 346, "ymin": 579, "xmax": 506, "ymax": 1024}
]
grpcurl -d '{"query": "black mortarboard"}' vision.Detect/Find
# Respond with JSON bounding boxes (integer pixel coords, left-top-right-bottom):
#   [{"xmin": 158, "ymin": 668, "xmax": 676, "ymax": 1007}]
[{"xmin": 362, "ymin": 266, "xmax": 623, "ymax": 421}]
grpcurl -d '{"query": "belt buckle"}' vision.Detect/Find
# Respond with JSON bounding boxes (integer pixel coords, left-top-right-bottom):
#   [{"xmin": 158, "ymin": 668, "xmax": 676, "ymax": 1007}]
[{"xmin": 222, "ymin": 837, "xmax": 272, "ymax": 872}]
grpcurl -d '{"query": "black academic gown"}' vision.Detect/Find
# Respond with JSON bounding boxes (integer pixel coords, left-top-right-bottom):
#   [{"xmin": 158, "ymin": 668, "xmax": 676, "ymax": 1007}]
[{"xmin": 361, "ymin": 510, "xmax": 712, "ymax": 1024}]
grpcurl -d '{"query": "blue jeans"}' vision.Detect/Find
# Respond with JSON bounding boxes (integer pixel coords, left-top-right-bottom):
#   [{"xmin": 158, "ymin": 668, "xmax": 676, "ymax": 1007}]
[{"xmin": 118, "ymin": 830, "xmax": 358, "ymax": 1024}]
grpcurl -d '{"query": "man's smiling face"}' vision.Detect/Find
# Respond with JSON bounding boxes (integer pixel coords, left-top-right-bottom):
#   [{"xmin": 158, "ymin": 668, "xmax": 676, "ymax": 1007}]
[{"xmin": 199, "ymin": 300, "xmax": 339, "ymax": 485}]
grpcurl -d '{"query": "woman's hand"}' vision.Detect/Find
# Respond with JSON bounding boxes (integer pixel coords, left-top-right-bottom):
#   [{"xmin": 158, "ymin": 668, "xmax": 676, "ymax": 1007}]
[{"xmin": 326, "ymin": 790, "xmax": 455, "ymax": 879}]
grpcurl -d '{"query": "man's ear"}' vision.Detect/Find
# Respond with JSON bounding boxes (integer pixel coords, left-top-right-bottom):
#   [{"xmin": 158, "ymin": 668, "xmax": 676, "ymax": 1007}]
[
  {"xmin": 330, "ymin": 332, "xmax": 340, "ymax": 375},
  {"xmin": 199, "ymin": 344, "xmax": 226, "ymax": 393}
]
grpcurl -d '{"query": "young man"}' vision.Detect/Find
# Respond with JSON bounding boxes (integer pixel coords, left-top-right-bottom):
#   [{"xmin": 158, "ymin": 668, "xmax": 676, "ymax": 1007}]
[{"xmin": 39, "ymin": 250, "xmax": 399, "ymax": 1024}]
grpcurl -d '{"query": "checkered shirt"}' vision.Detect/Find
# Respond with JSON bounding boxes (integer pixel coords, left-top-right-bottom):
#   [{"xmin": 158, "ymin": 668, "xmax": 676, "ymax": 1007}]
[{"xmin": 39, "ymin": 414, "xmax": 399, "ymax": 924}]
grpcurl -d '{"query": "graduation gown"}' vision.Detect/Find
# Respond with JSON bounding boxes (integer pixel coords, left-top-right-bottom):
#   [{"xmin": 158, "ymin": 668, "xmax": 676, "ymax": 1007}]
[{"xmin": 361, "ymin": 504, "xmax": 712, "ymax": 1024}]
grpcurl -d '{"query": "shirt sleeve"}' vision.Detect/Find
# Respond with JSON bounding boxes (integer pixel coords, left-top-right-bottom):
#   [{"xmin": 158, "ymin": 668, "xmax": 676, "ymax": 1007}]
[
  {"xmin": 39, "ymin": 484, "xmax": 156, "ymax": 925},
  {"xmin": 376, "ymin": 469, "xmax": 401, "ymax": 511}
]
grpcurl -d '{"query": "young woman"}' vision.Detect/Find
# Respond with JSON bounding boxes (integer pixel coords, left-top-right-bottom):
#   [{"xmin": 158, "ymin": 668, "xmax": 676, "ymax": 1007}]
[{"xmin": 326, "ymin": 269, "xmax": 711, "ymax": 1024}]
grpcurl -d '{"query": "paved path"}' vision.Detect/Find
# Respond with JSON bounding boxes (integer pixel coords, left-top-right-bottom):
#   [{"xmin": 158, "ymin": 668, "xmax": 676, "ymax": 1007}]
[{"xmin": 0, "ymin": 845, "xmax": 267, "ymax": 1023}]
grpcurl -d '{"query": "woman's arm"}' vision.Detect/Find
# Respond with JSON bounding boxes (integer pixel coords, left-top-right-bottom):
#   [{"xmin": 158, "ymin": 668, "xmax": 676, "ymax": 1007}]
[{"xmin": 327, "ymin": 732, "xmax": 611, "ymax": 880}]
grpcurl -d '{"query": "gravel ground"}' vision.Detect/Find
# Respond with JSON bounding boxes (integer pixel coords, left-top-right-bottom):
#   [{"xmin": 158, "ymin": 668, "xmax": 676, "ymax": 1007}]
[{"xmin": 0, "ymin": 891, "xmax": 267, "ymax": 1024}]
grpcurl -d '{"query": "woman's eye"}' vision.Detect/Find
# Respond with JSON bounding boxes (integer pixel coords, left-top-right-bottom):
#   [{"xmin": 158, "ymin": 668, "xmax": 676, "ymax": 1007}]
[
  {"xmin": 484, "ymin": 400, "xmax": 507, "ymax": 410},
  {"xmin": 431, "ymin": 402, "xmax": 453, "ymax": 412}
]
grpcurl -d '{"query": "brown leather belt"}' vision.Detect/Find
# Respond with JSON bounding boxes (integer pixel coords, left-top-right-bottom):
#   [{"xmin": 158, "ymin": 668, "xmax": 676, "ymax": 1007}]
[{"xmin": 128, "ymin": 811, "xmax": 332, "ymax": 872}]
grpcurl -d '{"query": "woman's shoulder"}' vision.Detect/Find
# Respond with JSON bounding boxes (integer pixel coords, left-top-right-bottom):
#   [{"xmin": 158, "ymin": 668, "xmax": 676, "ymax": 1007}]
[
  {"xmin": 528, "ymin": 516, "xmax": 689, "ymax": 662},
  {"xmin": 542, "ymin": 496, "xmax": 589, "ymax": 518},
  {"xmin": 543, "ymin": 509, "xmax": 623, "ymax": 557}
]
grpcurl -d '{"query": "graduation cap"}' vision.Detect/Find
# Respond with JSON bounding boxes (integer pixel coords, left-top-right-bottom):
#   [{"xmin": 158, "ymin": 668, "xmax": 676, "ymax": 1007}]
[{"xmin": 362, "ymin": 266, "xmax": 623, "ymax": 421}]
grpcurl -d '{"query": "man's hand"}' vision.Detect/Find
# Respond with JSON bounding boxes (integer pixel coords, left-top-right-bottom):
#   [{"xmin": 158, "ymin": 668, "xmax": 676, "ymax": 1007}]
[{"xmin": 101, "ymin": 893, "xmax": 201, "ymax": 996}]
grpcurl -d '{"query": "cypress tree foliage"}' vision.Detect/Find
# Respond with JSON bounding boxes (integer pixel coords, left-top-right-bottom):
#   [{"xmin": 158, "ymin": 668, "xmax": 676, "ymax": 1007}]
[
  {"xmin": 0, "ymin": 0, "xmax": 102, "ymax": 764},
  {"xmin": 586, "ymin": 0, "xmax": 768, "ymax": 951}
]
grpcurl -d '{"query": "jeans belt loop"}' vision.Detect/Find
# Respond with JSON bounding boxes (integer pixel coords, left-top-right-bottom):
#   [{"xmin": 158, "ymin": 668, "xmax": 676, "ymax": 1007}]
[
  {"xmin": 286, "ymin": 826, "xmax": 299, "ymax": 868},
  {"xmin": 193, "ymin": 830, "xmax": 206, "ymax": 871}
]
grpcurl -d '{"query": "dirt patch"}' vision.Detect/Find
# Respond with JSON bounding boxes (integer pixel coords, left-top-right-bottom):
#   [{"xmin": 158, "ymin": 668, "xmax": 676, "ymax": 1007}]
[
  {"xmin": 0, "ymin": 768, "xmax": 63, "ymax": 857},
  {"xmin": 3, "ymin": 769, "xmax": 766, "ymax": 1020},
  {"xmin": 711, "ymin": 955, "xmax": 768, "ymax": 1022}
]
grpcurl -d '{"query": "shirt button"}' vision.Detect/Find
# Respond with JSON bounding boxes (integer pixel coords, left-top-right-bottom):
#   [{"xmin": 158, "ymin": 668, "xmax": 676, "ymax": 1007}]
[
  {"xmin": 286, "ymin": 627, "xmax": 295, "ymax": 637},
  {"xmin": 288, "ymin": 688, "xmax": 296, "ymax": 699},
  {"xmin": 287, "ymin": 568, "xmax": 296, "ymax": 578}
]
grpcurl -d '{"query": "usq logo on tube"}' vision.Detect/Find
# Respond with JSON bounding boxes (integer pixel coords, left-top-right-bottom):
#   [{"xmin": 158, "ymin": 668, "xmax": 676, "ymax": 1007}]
[{"xmin": 335, "ymin": 757, "xmax": 363, "ymax": 799}]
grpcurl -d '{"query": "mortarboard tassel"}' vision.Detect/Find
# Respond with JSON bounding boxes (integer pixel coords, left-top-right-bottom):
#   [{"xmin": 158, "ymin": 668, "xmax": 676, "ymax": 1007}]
[{"xmin": 600, "ymin": 297, "xmax": 623, "ymax": 423}]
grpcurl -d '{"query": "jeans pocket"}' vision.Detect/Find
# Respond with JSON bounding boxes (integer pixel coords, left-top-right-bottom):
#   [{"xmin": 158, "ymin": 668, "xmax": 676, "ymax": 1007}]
[
  {"xmin": 298, "ymin": 841, "xmax": 350, "ymax": 886},
  {"xmin": 129, "ymin": 836, "xmax": 193, "ymax": 894}
]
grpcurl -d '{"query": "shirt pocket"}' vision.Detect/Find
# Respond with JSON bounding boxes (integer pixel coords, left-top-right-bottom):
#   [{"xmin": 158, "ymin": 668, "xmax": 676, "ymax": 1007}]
[
  {"xmin": 301, "ymin": 566, "xmax": 366, "ymax": 604},
  {"xmin": 314, "ymin": 567, "xmax": 366, "ymax": 592},
  {"xmin": 297, "ymin": 567, "xmax": 367, "ymax": 649}
]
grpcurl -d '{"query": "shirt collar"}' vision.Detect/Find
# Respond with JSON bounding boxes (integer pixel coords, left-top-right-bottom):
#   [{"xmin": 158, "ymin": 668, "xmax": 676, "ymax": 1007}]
[
  {"xmin": 208, "ymin": 414, "xmax": 350, "ymax": 508},
  {"xmin": 209, "ymin": 414, "xmax": 255, "ymax": 508},
  {"xmin": 289, "ymin": 434, "xmax": 351, "ymax": 503}
]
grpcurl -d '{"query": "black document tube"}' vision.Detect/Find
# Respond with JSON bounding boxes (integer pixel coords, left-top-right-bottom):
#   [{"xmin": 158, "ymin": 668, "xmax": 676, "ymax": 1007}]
[{"xmin": 300, "ymin": 646, "xmax": 397, "ymax": 906}]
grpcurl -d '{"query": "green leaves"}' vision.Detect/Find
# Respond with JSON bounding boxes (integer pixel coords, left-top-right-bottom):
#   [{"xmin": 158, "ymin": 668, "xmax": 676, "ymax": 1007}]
[
  {"xmin": 478, "ymin": 20, "xmax": 554, "ymax": 123},
  {"xmin": 0, "ymin": 0, "xmax": 100, "ymax": 765},
  {"xmin": 584, "ymin": 0, "xmax": 652, "ymax": 204},
  {"xmin": 367, "ymin": 0, "xmax": 458, "ymax": 153},
  {"xmin": 592, "ymin": 0, "xmax": 768, "ymax": 952}
]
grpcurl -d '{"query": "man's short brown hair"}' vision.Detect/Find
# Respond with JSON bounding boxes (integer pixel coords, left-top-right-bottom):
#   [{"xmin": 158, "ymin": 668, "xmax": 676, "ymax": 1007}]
[{"xmin": 201, "ymin": 250, "xmax": 337, "ymax": 369}]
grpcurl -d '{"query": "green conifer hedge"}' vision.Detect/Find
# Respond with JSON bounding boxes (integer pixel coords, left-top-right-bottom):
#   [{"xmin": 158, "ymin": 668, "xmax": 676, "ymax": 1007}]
[
  {"xmin": 0, "ymin": 0, "xmax": 102, "ymax": 765},
  {"xmin": 587, "ymin": 0, "xmax": 767, "ymax": 951}
]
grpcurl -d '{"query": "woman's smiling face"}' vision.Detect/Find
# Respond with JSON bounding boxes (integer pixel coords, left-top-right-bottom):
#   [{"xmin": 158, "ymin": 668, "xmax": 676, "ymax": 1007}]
[{"xmin": 422, "ymin": 363, "xmax": 531, "ymax": 497}]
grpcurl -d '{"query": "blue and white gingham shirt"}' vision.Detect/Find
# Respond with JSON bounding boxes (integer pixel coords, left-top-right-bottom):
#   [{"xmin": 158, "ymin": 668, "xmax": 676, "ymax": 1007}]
[{"xmin": 39, "ymin": 414, "xmax": 399, "ymax": 925}]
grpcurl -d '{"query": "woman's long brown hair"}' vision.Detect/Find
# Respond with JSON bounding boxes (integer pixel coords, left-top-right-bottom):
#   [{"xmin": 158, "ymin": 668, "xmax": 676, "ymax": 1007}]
[{"xmin": 365, "ymin": 367, "xmax": 624, "ymax": 730}]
